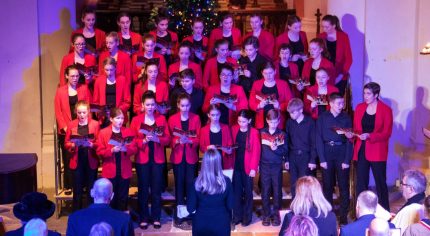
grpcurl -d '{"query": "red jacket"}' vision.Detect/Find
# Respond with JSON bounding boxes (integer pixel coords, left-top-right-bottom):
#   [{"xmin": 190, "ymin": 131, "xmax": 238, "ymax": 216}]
[
  {"xmin": 318, "ymin": 31, "xmax": 352, "ymax": 80},
  {"xmin": 208, "ymin": 27, "xmax": 242, "ymax": 57},
  {"xmin": 200, "ymin": 124, "xmax": 234, "ymax": 169},
  {"xmin": 244, "ymin": 30, "xmax": 275, "ymax": 60},
  {"xmin": 352, "ymin": 101, "xmax": 393, "ymax": 162},
  {"xmin": 202, "ymin": 84, "xmax": 248, "ymax": 125},
  {"xmin": 70, "ymin": 28, "xmax": 106, "ymax": 53},
  {"xmin": 133, "ymin": 80, "xmax": 169, "ymax": 114},
  {"xmin": 249, "ymin": 79, "xmax": 293, "ymax": 129},
  {"xmin": 168, "ymin": 112, "xmax": 201, "ymax": 164},
  {"xmin": 131, "ymin": 52, "xmax": 167, "ymax": 83},
  {"xmin": 96, "ymin": 126, "xmax": 137, "ymax": 179},
  {"xmin": 54, "ymin": 84, "xmax": 91, "ymax": 133},
  {"xmin": 129, "ymin": 113, "xmax": 171, "ymax": 164},
  {"xmin": 231, "ymin": 125, "xmax": 261, "ymax": 175},
  {"xmin": 59, "ymin": 53, "xmax": 97, "ymax": 86},
  {"xmin": 65, "ymin": 119, "xmax": 100, "ymax": 170},
  {"xmin": 92, "ymin": 75, "xmax": 131, "ymax": 123},
  {"xmin": 203, "ymin": 57, "xmax": 237, "ymax": 90},
  {"xmin": 182, "ymin": 35, "xmax": 209, "ymax": 62},
  {"xmin": 302, "ymin": 58, "xmax": 336, "ymax": 85},
  {"xmin": 275, "ymin": 31, "xmax": 308, "ymax": 59},
  {"xmin": 303, "ymin": 85, "xmax": 339, "ymax": 120},
  {"xmin": 168, "ymin": 61, "xmax": 203, "ymax": 89},
  {"xmin": 118, "ymin": 31, "xmax": 143, "ymax": 53},
  {"xmin": 149, "ymin": 30, "xmax": 179, "ymax": 57},
  {"xmin": 98, "ymin": 50, "xmax": 132, "ymax": 88}
]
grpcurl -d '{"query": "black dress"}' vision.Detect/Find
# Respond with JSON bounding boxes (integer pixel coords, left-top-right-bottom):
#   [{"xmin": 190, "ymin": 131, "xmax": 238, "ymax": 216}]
[{"xmin": 187, "ymin": 176, "xmax": 233, "ymax": 236}]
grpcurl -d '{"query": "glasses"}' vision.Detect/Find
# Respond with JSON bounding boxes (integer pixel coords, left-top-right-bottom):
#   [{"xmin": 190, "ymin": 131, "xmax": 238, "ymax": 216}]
[
  {"xmin": 400, "ymin": 182, "xmax": 411, "ymax": 187},
  {"xmin": 74, "ymin": 43, "xmax": 86, "ymax": 47},
  {"xmin": 220, "ymin": 73, "xmax": 233, "ymax": 78}
]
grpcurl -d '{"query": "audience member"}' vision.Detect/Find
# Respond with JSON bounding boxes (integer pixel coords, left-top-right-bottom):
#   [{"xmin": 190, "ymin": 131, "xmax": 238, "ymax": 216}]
[
  {"xmin": 283, "ymin": 215, "xmax": 318, "ymax": 236},
  {"xmin": 368, "ymin": 218, "xmax": 390, "ymax": 236},
  {"xmin": 403, "ymin": 195, "xmax": 430, "ymax": 236},
  {"xmin": 23, "ymin": 218, "xmax": 47, "ymax": 236},
  {"xmin": 89, "ymin": 222, "xmax": 114, "ymax": 236}
]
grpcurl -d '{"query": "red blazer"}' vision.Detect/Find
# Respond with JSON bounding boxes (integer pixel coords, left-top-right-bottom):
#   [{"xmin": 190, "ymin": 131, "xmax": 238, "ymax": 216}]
[
  {"xmin": 199, "ymin": 124, "xmax": 234, "ymax": 169},
  {"xmin": 133, "ymin": 80, "xmax": 169, "ymax": 114},
  {"xmin": 70, "ymin": 28, "xmax": 106, "ymax": 53},
  {"xmin": 96, "ymin": 126, "xmax": 137, "ymax": 179},
  {"xmin": 352, "ymin": 101, "xmax": 393, "ymax": 162},
  {"xmin": 303, "ymin": 85, "xmax": 339, "ymax": 120},
  {"xmin": 168, "ymin": 61, "xmax": 203, "ymax": 89},
  {"xmin": 118, "ymin": 31, "xmax": 143, "ymax": 53},
  {"xmin": 182, "ymin": 35, "xmax": 209, "ymax": 62},
  {"xmin": 168, "ymin": 112, "xmax": 201, "ymax": 164},
  {"xmin": 203, "ymin": 57, "xmax": 237, "ymax": 90},
  {"xmin": 318, "ymin": 31, "xmax": 352, "ymax": 80},
  {"xmin": 275, "ymin": 31, "xmax": 308, "ymax": 59},
  {"xmin": 231, "ymin": 125, "xmax": 261, "ymax": 175},
  {"xmin": 129, "ymin": 113, "xmax": 171, "ymax": 164},
  {"xmin": 65, "ymin": 119, "xmax": 100, "ymax": 170},
  {"xmin": 92, "ymin": 75, "xmax": 131, "ymax": 123},
  {"xmin": 149, "ymin": 30, "xmax": 179, "ymax": 57},
  {"xmin": 302, "ymin": 58, "xmax": 336, "ymax": 85},
  {"xmin": 274, "ymin": 60, "xmax": 299, "ymax": 80},
  {"xmin": 54, "ymin": 84, "xmax": 91, "ymax": 133},
  {"xmin": 59, "ymin": 53, "xmax": 97, "ymax": 86},
  {"xmin": 208, "ymin": 27, "xmax": 242, "ymax": 57},
  {"xmin": 244, "ymin": 30, "xmax": 275, "ymax": 60},
  {"xmin": 202, "ymin": 84, "xmax": 248, "ymax": 125},
  {"xmin": 249, "ymin": 79, "xmax": 293, "ymax": 129},
  {"xmin": 131, "ymin": 52, "xmax": 167, "ymax": 83},
  {"xmin": 98, "ymin": 50, "xmax": 132, "ymax": 88}
]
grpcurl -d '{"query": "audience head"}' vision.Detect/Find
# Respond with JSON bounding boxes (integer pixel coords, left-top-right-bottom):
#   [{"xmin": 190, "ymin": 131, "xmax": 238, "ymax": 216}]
[
  {"xmin": 401, "ymin": 170, "xmax": 427, "ymax": 200},
  {"xmin": 291, "ymin": 176, "xmax": 332, "ymax": 218},
  {"xmin": 91, "ymin": 178, "xmax": 114, "ymax": 204},
  {"xmin": 283, "ymin": 215, "xmax": 318, "ymax": 236},
  {"xmin": 356, "ymin": 191, "xmax": 378, "ymax": 218},
  {"xmin": 424, "ymin": 195, "xmax": 430, "ymax": 218},
  {"xmin": 89, "ymin": 222, "xmax": 114, "ymax": 236},
  {"xmin": 195, "ymin": 148, "xmax": 226, "ymax": 194},
  {"xmin": 368, "ymin": 218, "xmax": 390, "ymax": 236},
  {"xmin": 24, "ymin": 218, "xmax": 48, "ymax": 236},
  {"xmin": 13, "ymin": 192, "xmax": 55, "ymax": 223}
]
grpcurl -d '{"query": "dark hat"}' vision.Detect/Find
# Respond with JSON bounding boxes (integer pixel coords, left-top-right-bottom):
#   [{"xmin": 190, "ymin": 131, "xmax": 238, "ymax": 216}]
[{"xmin": 13, "ymin": 192, "xmax": 55, "ymax": 222}]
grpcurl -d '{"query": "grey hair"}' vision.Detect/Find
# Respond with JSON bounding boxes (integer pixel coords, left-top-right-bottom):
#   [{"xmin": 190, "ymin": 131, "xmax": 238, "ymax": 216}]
[
  {"xmin": 404, "ymin": 170, "xmax": 427, "ymax": 194},
  {"xmin": 89, "ymin": 222, "xmax": 114, "ymax": 236},
  {"xmin": 357, "ymin": 190, "xmax": 378, "ymax": 213},
  {"xmin": 24, "ymin": 218, "xmax": 47, "ymax": 236},
  {"xmin": 195, "ymin": 148, "xmax": 226, "ymax": 194},
  {"xmin": 91, "ymin": 178, "xmax": 113, "ymax": 201}
]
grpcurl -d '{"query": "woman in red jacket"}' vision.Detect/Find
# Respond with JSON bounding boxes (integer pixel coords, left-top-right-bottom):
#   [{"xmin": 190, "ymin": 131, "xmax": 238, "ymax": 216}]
[
  {"xmin": 168, "ymin": 42, "xmax": 203, "ymax": 89},
  {"xmin": 133, "ymin": 61, "xmax": 169, "ymax": 115},
  {"xmin": 232, "ymin": 109, "xmax": 261, "ymax": 226},
  {"xmin": 302, "ymin": 38, "xmax": 336, "ymax": 86},
  {"xmin": 303, "ymin": 68, "xmax": 339, "ymax": 120},
  {"xmin": 319, "ymin": 15, "xmax": 353, "ymax": 95},
  {"xmin": 55, "ymin": 65, "xmax": 91, "ymax": 194},
  {"xmin": 182, "ymin": 17, "xmax": 209, "ymax": 64},
  {"xmin": 200, "ymin": 104, "xmax": 234, "ymax": 169},
  {"xmin": 65, "ymin": 100, "xmax": 99, "ymax": 211},
  {"xmin": 167, "ymin": 93, "xmax": 201, "ymax": 228},
  {"xmin": 243, "ymin": 13, "xmax": 275, "ymax": 61},
  {"xmin": 274, "ymin": 44, "xmax": 301, "ymax": 97},
  {"xmin": 70, "ymin": 7, "xmax": 106, "ymax": 54},
  {"xmin": 97, "ymin": 107, "xmax": 137, "ymax": 211},
  {"xmin": 275, "ymin": 15, "xmax": 308, "ymax": 74},
  {"xmin": 203, "ymin": 64, "xmax": 248, "ymax": 126},
  {"xmin": 208, "ymin": 13, "xmax": 242, "ymax": 57},
  {"xmin": 98, "ymin": 32, "xmax": 132, "ymax": 88},
  {"xmin": 349, "ymin": 82, "xmax": 392, "ymax": 211},
  {"xmin": 129, "ymin": 90, "xmax": 171, "ymax": 229},
  {"xmin": 249, "ymin": 61, "xmax": 293, "ymax": 129},
  {"xmin": 93, "ymin": 57, "xmax": 131, "ymax": 127},
  {"xmin": 131, "ymin": 34, "xmax": 168, "ymax": 83},
  {"xmin": 117, "ymin": 12, "xmax": 142, "ymax": 56},
  {"xmin": 60, "ymin": 33, "xmax": 97, "ymax": 86}
]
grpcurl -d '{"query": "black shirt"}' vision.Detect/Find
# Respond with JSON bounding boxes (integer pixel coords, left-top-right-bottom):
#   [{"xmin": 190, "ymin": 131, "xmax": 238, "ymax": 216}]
[
  {"xmin": 238, "ymin": 54, "xmax": 269, "ymax": 98},
  {"xmin": 77, "ymin": 124, "xmax": 89, "ymax": 166},
  {"xmin": 210, "ymin": 129, "xmax": 222, "ymax": 146},
  {"xmin": 147, "ymin": 123, "xmax": 156, "ymax": 163},
  {"xmin": 84, "ymin": 36, "xmax": 96, "ymax": 51},
  {"xmin": 326, "ymin": 40, "xmax": 337, "ymax": 65},
  {"xmin": 223, "ymin": 35, "xmax": 234, "ymax": 50},
  {"xmin": 106, "ymin": 83, "xmax": 116, "ymax": 107},
  {"xmin": 310, "ymin": 68, "xmax": 317, "ymax": 86},
  {"xmin": 361, "ymin": 112, "xmax": 375, "ymax": 133},
  {"xmin": 191, "ymin": 39, "xmax": 206, "ymax": 64},
  {"xmin": 285, "ymin": 115, "xmax": 317, "ymax": 163},
  {"xmin": 121, "ymin": 37, "xmax": 132, "ymax": 48},
  {"xmin": 279, "ymin": 63, "xmax": 291, "ymax": 82},
  {"xmin": 261, "ymin": 84, "xmax": 279, "ymax": 124},
  {"xmin": 234, "ymin": 130, "xmax": 247, "ymax": 171},
  {"xmin": 289, "ymin": 37, "xmax": 305, "ymax": 55},
  {"xmin": 260, "ymin": 127, "xmax": 288, "ymax": 164},
  {"xmin": 219, "ymin": 91, "xmax": 230, "ymax": 125},
  {"xmin": 69, "ymin": 94, "xmax": 78, "ymax": 120},
  {"xmin": 181, "ymin": 119, "xmax": 189, "ymax": 162},
  {"xmin": 111, "ymin": 131, "xmax": 122, "ymax": 176},
  {"xmin": 316, "ymin": 111, "xmax": 352, "ymax": 163},
  {"xmin": 156, "ymin": 33, "xmax": 173, "ymax": 66}
]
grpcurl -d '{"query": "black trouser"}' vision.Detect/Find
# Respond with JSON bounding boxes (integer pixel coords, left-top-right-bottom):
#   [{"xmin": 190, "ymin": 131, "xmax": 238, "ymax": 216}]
[
  {"xmin": 289, "ymin": 150, "xmax": 311, "ymax": 198},
  {"xmin": 260, "ymin": 163, "xmax": 282, "ymax": 218},
  {"xmin": 336, "ymin": 79, "xmax": 348, "ymax": 97},
  {"xmin": 109, "ymin": 175, "xmax": 130, "ymax": 211},
  {"xmin": 173, "ymin": 159, "xmax": 196, "ymax": 222},
  {"xmin": 321, "ymin": 145, "xmax": 350, "ymax": 221},
  {"xmin": 233, "ymin": 169, "xmax": 254, "ymax": 224},
  {"xmin": 356, "ymin": 145, "xmax": 390, "ymax": 211},
  {"xmin": 135, "ymin": 162, "xmax": 163, "ymax": 222},
  {"xmin": 58, "ymin": 134, "xmax": 72, "ymax": 189},
  {"xmin": 72, "ymin": 154, "xmax": 97, "ymax": 211}
]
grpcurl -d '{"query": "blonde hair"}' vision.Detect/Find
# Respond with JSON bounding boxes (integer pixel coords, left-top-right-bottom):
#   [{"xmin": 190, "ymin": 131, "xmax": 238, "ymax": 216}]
[
  {"xmin": 290, "ymin": 176, "xmax": 332, "ymax": 218},
  {"xmin": 195, "ymin": 148, "xmax": 226, "ymax": 194}
]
